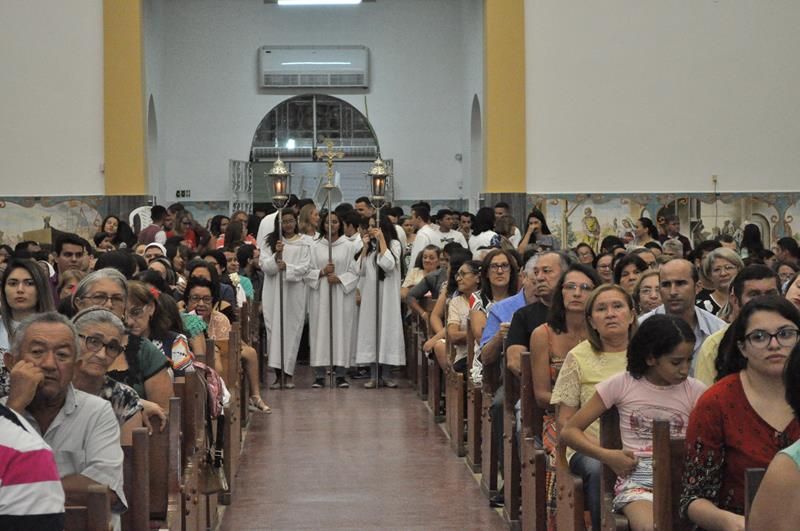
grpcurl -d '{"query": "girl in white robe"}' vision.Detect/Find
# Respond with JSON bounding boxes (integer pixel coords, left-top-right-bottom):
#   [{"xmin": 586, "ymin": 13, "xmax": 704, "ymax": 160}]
[
  {"xmin": 355, "ymin": 215, "xmax": 405, "ymax": 388},
  {"xmin": 260, "ymin": 209, "xmax": 311, "ymax": 388},
  {"xmin": 307, "ymin": 211, "xmax": 360, "ymax": 388}
]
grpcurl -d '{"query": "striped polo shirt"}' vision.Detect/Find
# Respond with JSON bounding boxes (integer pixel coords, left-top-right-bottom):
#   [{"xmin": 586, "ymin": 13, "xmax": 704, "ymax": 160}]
[{"xmin": 0, "ymin": 403, "xmax": 65, "ymax": 529}]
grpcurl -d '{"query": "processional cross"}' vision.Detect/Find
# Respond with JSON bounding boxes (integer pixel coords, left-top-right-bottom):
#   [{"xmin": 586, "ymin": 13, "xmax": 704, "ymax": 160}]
[{"xmin": 316, "ymin": 138, "xmax": 345, "ymax": 189}]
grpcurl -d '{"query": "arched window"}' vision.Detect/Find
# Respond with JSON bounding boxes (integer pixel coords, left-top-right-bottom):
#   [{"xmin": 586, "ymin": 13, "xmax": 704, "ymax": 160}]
[{"xmin": 251, "ymin": 94, "xmax": 380, "ymax": 161}]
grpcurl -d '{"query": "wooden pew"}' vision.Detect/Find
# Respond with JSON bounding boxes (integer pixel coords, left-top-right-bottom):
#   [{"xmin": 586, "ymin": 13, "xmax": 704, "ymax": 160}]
[
  {"xmin": 148, "ymin": 396, "xmax": 182, "ymax": 531},
  {"xmin": 652, "ymin": 419, "xmax": 691, "ymax": 531},
  {"xmin": 428, "ymin": 356, "xmax": 445, "ymax": 422},
  {"xmin": 122, "ymin": 427, "xmax": 150, "ymax": 531},
  {"xmin": 64, "ymin": 484, "xmax": 112, "ymax": 531},
  {"xmin": 174, "ymin": 373, "xmax": 205, "ymax": 531},
  {"xmin": 744, "ymin": 467, "xmax": 766, "ymax": 524},
  {"xmin": 480, "ymin": 359, "xmax": 501, "ymax": 497},
  {"xmin": 599, "ymin": 407, "xmax": 630, "ymax": 531},
  {"xmin": 443, "ymin": 316, "xmax": 467, "ymax": 456},
  {"xmin": 218, "ymin": 329, "xmax": 243, "ymax": 506},
  {"xmin": 503, "ymin": 362, "xmax": 521, "ymax": 530},
  {"xmin": 465, "ymin": 318, "xmax": 482, "ymax": 472},
  {"xmin": 556, "ymin": 444, "xmax": 586, "ymax": 530},
  {"xmin": 519, "ymin": 351, "xmax": 546, "ymax": 531},
  {"xmin": 417, "ymin": 300, "xmax": 436, "ymax": 400}
]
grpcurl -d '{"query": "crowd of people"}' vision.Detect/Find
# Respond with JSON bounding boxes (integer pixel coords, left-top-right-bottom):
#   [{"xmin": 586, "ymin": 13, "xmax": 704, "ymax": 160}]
[{"xmin": 2, "ymin": 197, "xmax": 800, "ymax": 529}]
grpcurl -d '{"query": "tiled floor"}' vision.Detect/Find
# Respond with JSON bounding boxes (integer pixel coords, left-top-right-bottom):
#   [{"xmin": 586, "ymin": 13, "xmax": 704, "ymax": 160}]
[{"xmin": 220, "ymin": 367, "xmax": 505, "ymax": 530}]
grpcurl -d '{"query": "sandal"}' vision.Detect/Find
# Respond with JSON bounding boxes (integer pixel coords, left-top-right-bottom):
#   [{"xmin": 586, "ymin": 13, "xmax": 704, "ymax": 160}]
[{"xmin": 249, "ymin": 396, "xmax": 272, "ymax": 413}]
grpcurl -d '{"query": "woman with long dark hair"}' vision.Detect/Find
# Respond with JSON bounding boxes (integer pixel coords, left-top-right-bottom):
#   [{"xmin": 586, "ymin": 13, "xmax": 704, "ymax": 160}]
[
  {"xmin": 634, "ymin": 217, "xmax": 659, "ymax": 246},
  {"xmin": 518, "ymin": 208, "xmax": 560, "ymax": 253},
  {"xmin": 355, "ymin": 215, "xmax": 405, "ymax": 388},
  {"xmin": 468, "ymin": 207, "xmax": 499, "ymax": 258},
  {"xmin": 681, "ymin": 296, "xmax": 800, "ymax": 529},
  {"xmin": 308, "ymin": 211, "xmax": 359, "ymax": 388},
  {"xmin": 0, "ymin": 258, "xmax": 55, "ymax": 397},
  {"xmin": 740, "ymin": 223, "xmax": 765, "ymax": 260},
  {"xmin": 261, "ymin": 208, "xmax": 311, "ymax": 389}
]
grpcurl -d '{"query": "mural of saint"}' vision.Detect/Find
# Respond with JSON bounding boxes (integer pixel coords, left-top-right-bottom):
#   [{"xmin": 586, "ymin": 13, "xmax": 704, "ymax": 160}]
[{"xmin": 582, "ymin": 207, "xmax": 600, "ymax": 251}]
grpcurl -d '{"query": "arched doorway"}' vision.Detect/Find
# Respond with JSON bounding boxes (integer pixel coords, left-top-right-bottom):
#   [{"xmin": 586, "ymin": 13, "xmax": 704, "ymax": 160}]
[{"xmin": 246, "ymin": 94, "xmax": 387, "ymax": 206}]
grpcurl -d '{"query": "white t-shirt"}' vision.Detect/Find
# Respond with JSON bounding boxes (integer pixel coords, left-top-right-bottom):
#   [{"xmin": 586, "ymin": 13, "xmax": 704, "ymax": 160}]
[
  {"xmin": 468, "ymin": 230, "xmax": 498, "ymax": 258},
  {"xmin": 436, "ymin": 228, "xmax": 468, "ymax": 249}
]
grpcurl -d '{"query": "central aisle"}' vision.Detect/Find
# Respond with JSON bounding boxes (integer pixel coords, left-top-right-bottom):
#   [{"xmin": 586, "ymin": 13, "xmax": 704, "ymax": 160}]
[{"xmin": 221, "ymin": 368, "xmax": 506, "ymax": 530}]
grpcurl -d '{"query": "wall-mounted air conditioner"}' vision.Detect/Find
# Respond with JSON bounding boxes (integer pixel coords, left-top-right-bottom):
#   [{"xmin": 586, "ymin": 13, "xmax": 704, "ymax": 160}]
[{"xmin": 259, "ymin": 45, "xmax": 369, "ymax": 89}]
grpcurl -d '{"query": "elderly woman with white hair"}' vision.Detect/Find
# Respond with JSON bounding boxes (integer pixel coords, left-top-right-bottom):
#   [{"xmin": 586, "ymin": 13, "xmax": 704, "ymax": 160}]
[
  {"xmin": 72, "ymin": 268, "xmax": 173, "ymax": 411},
  {"xmin": 71, "ymin": 307, "xmax": 166, "ymax": 443},
  {"xmin": 696, "ymin": 247, "xmax": 744, "ymax": 319}
]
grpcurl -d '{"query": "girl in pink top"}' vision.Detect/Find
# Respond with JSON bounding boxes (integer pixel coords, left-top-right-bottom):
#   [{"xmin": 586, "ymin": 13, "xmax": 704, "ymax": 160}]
[{"xmin": 561, "ymin": 314, "xmax": 707, "ymax": 530}]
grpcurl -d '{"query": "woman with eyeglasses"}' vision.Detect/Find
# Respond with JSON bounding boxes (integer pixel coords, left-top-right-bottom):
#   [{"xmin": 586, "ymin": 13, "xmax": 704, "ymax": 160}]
[
  {"xmin": 0, "ymin": 258, "xmax": 55, "ymax": 398},
  {"xmin": 631, "ymin": 270, "xmax": 662, "ymax": 315},
  {"xmin": 697, "ymin": 247, "xmax": 744, "ymax": 319},
  {"xmin": 551, "ymin": 284, "xmax": 637, "ymax": 531},
  {"xmin": 126, "ymin": 281, "xmax": 194, "ymax": 376},
  {"xmin": 72, "ymin": 269, "xmax": 173, "ymax": 411},
  {"xmin": 184, "ymin": 277, "xmax": 270, "ymax": 412},
  {"xmin": 529, "ymin": 263, "xmax": 601, "ymax": 525},
  {"xmin": 261, "ymin": 208, "xmax": 311, "ymax": 390},
  {"xmin": 71, "ymin": 307, "xmax": 166, "ymax": 445},
  {"xmin": 749, "ymin": 340, "xmax": 800, "ymax": 530},
  {"xmin": 681, "ymin": 296, "xmax": 800, "ymax": 530}
]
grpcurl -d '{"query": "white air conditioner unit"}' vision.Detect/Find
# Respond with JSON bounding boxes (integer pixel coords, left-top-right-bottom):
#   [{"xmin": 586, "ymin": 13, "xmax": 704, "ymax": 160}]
[{"xmin": 259, "ymin": 45, "xmax": 369, "ymax": 89}]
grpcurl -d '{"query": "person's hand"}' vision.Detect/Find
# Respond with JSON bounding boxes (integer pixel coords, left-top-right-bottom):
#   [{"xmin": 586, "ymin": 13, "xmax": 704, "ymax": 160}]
[
  {"xmin": 277, "ymin": 260, "xmax": 286, "ymax": 271},
  {"xmin": 323, "ymin": 262, "xmax": 335, "ymax": 275},
  {"xmin": 605, "ymin": 449, "xmax": 637, "ymax": 477},
  {"xmin": 497, "ymin": 322, "xmax": 511, "ymax": 340},
  {"xmin": 327, "ymin": 274, "xmax": 341, "ymax": 285},
  {"xmin": 361, "ymin": 234, "xmax": 371, "ymax": 248},
  {"xmin": 140, "ymin": 399, "xmax": 167, "ymax": 435},
  {"xmin": 275, "ymin": 241, "xmax": 284, "ymax": 253},
  {"xmin": 6, "ymin": 360, "xmax": 43, "ymax": 413}
]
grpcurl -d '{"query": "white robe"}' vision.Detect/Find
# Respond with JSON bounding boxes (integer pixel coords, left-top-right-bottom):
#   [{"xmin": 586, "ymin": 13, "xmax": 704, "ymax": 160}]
[
  {"xmin": 307, "ymin": 237, "xmax": 359, "ymax": 368},
  {"xmin": 260, "ymin": 234, "xmax": 311, "ymax": 375},
  {"xmin": 355, "ymin": 239, "xmax": 405, "ymax": 366}
]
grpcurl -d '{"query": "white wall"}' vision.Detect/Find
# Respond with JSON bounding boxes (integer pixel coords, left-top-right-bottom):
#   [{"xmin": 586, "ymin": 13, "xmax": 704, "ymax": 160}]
[
  {"xmin": 148, "ymin": 0, "xmax": 479, "ymax": 203},
  {"xmin": 525, "ymin": 1, "xmax": 800, "ymax": 194},
  {"xmin": 0, "ymin": 0, "xmax": 104, "ymax": 196}
]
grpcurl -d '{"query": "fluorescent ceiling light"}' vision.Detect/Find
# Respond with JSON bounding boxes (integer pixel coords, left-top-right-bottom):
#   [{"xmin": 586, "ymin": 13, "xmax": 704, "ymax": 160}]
[
  {"xmin": 281, "ymin": 61, "xmax": 352, "ymax": 66},
  {"xmin": 277, "ymin": 0, "xmax": 362, "ymax": 5}
]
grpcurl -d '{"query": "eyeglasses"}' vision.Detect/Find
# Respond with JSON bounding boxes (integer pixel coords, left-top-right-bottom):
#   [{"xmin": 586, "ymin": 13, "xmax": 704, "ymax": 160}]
[
  {"xmin": 128, "ymin": 306, "xmax": 145, "ymax": 318},
  {"xmin": 489, "ymin": 263, "xmax": 511, "ymax": 272},
  {"xmin": 712, "ymin": 265, "xmax": 739, "ymax": 275},
  {"xmin": 455, "ymin": 270, "xmax": 476, "ymax": 280},
  {"xmin": 81, "ymin": 293, "xmax": 126, "ymax": 309},
  {"xmin": 189, "ymin": 295, "xmax": 213, "ymax": 304},
  {"xmin": 79, "ymin": 334, "xmax": 125, "ymax": 357},
  {"xmin": 597, "ymin": 264, "xmax": 612, "ymax": 270},
  {"xmin": 743, "ymin": 328, "xmax": 800, "ymax": 349},
  {"xmin": 563, "ymin": 282, "xmax": 594, "ymax": 293}
]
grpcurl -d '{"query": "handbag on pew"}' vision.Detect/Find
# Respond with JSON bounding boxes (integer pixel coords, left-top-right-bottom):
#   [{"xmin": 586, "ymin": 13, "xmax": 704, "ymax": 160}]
[{"xmin": 193, "ymin": 359, "xmax": 230, "ymax": 494}]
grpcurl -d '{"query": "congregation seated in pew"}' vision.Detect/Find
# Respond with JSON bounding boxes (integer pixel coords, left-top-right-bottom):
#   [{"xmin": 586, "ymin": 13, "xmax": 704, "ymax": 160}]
[
  {"xmin": 561, "ymin": 314, "xmax": 706, "ymax": 531},
  {"xmin": 1, "ymin": 312, "xmax": 126, "ymax": 529}
]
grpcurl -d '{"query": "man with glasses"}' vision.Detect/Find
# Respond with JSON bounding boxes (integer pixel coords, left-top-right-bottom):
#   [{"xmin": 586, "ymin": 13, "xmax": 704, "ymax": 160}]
[
  {"xmin": 1, "ymin": 312, "xmax": 126, "ymax": 527},
  {"xmin": 695, "ymin": 265, "xmax": 781, "ymax": 385},
  {"xmin": 639, "ymin": 259, "xmax": 726, "ymax": 375}
]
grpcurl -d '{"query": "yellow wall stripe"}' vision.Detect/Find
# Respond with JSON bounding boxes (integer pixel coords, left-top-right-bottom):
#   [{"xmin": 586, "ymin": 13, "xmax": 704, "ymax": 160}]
[
  {"xmin": 103, "ymin": 0, "xmax": 146, "ymax": 195},
  {"xmin": 484, "ymin": 0, "xmax": 526, "ymax": 193}
]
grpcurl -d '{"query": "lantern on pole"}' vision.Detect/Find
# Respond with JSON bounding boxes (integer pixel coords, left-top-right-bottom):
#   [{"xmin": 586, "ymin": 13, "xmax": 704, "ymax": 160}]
[
  {"xmin": 267, "ymin": 156, "xmax": 292, "ymax": 389},
  {"xmin": 366, "ymin": 157, "xmax": 390, "ymax": 387}
]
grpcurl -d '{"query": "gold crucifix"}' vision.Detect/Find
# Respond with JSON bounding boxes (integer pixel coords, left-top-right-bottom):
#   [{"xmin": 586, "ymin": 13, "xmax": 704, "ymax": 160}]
[{"xmin": 315, "ymin": 138, "xmax": 345, "ymax": 187}]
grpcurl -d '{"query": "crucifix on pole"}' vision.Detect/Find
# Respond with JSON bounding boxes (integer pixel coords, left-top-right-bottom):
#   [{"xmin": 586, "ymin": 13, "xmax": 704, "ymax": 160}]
[{"xmin": 315, "ymin": 138, "xmax": 345, "ymax": 388}]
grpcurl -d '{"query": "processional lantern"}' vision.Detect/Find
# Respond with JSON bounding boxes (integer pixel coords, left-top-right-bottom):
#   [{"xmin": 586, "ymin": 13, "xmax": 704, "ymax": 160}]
[
  {"xmin": 267, "ymin": 156, "xmax": 292, "ymax": 208},
  {"xmin": 367, "ymin": 156, "xmax": 389, "ymax": 209}
]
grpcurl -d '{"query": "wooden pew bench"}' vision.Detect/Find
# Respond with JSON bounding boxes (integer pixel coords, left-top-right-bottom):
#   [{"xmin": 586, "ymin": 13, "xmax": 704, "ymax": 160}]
[
  {"xmin": 465, "ymin": 317, "xmax": 482, "ymax": 472},
  {"xmin": 503, "ymin": 362, "xmax": 521, "ymax": 529},
  {"xmin": 480, "ymin": 360, "xmax": 501, "ymax": 497},
  {"xmin": 519, "ymin": 351, "xmax": 546, "ymax": 531},
  {"xmin": 64, "ymin": 485, "xmax": 112, "ymax": 531}
]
